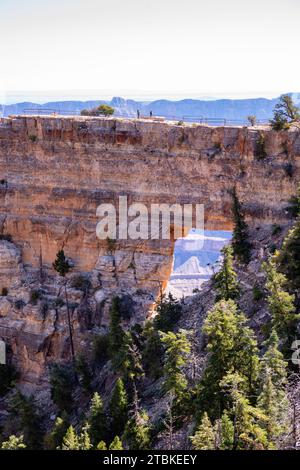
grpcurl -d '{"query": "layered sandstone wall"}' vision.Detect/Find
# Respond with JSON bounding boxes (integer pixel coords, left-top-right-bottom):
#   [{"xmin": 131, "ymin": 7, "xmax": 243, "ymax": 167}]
[
  {"xmin": 0, "ymin": 115, "xmax": 299, "ymax": 388},
  {"xmin": 0, "ymin": 115, "xmax": 299, "ymax": 280}
]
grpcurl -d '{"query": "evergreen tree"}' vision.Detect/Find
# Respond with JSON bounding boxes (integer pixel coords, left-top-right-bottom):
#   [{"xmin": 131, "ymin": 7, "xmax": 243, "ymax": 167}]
[
  {"xmin": 257, "ymin": 369, "xmax": 289, "ymax": 448},
  {"xmin": 8, "ymin": 391, "xmax": 42, "ymax": 449},
  {"xmin": 109, "ymin": 378, "xmax": 128, "ymax": 437},
  {"xmin": 1, "ymin": 435, "xmax": 26, "ymax": 450},
  {"xmin": 49, "ymin": 363, "xmax": 74, "ymax": 412},
  {"xmin": 190, "ymin": 412, "xmax": 215, "ymax": 450},
  {"xmin": 257, "ymin": 330, "xmax": 290, "ymax": 447},
  {"xmin": 124, "ymin": 410, "xmax": 150, "ymax": 450},
  {"xmin": 53, "ymin": 249, "xmax": 70, "ymax": 277},
  {"xmin": 97, "ymin": 441, "xmax": 107, "ymax": 450},
  {"xmin": 142, "ymin": 323, "xmax": 164, "ymax": 380},
  {"xmin": 220, "ymin": 372, "xmax": 268, "ymax": 450},
  {"xmin": 154, "ymin": 292, "xmax": 182, "ymax": 332},
  {"xmin": 214, "ymin": 245, "xmax": 240, "ymax": 301},
  {"xmin": 109, "ymin": 436, "xmax": 123, "ymax": 450},
  {"xmin": 199, "ymin": 300, "xmax": 259, "ymax": 417},
  {"xmin": 61, "ymin": 425, "xmax": 79, "ymax": 450},
  {"xmin": 231, "ymin": 188, "xmax": 251, "ymax": 264},
  {"xmin": 46, "ymin": 416, "xmax": 68, "ymax": 450},
  {"xmin": 108, "ymin": 297, "xmax": 126, "ymax": 370},
  {"xmin": 260, "ymin": 328, "xmax": 288, "ymax": 388},
  {"xmin": 274, "ymin": 219, "xmax": 300, "ymax": 290},
  {"xmin": 263, "ymin": 258, "xmax": 298, "ymax": 343},
  {"xmin": 75, "ymin": 354, "xmax": 92, "ymax": 392},
  {"xmin": 220, "ymin": 411, "xmax": 234, "ymax": 450},
  {"xmin": 78, "ymin": 423, "xmax": 92, "ymax": 450},
  {"xmin": 160, "ymin": 330, "xmax": 191, "ymax": 400},
  {"xmin": 122, "ymin": 331, "xmax": 144, "ymax": 382},
  {"xmin": 270, "ymin": 94, "xmax": 300, "ymax": 130},
  {"xmin": 88, "ymin": 392, "xmax": 107, "ymax": 447}
]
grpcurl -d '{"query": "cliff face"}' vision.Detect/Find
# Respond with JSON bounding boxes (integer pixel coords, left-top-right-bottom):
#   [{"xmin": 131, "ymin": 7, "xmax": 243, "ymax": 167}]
[
  {"xmin": 0, "ymin": 116, "xmax": 299, "ymax": 274},
  {"xmin": 0, "ymin": 115, "xmax": 299, "ymax": 387}
]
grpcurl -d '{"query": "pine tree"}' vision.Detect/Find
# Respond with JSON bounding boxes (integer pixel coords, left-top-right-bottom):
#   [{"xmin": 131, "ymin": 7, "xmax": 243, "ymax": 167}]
[
  {"xmin": 46, "ymin": 416, "xmax": 68, "ymax": 450},
  {"xmin": 257, "ymin": 369, "xmax": 289, "ymax": 448},
  {"xmin": 199, "ymin": 300, "xmax": 259, "ymax": 417},
  {"xmin": 108, "ymin": 297, "xmax": 126, "ymax": 370},
  {"xmin": 53, "ymin": 249, "xmax": 70, "ymax": 277},
  {"xmin": 142, "ymin": 323, "xmax": 164, "ymax": 380},
  {"xmin": 122, "ymin": 331, "xmax": 144, "ymax": 382},
  {"xmin": 61, "ymin": 425, "xmax": 79, "ymax": 450},
  {"xmin": 220, "ymin": 372, "xmax": 268, "ymax": 450},
  {"xmin": 257, "ymin": 330, "xmax": 290, "ymax": 447},
  {"xmin": 124, "ymin": 410, "xmax": 150, "ymax": 450},
  {"xmin": 88, "ymin": 392, "xmax": 107, "ymax": 447},
  {"xmin": 52, "ymin": 250, "xmax": 74, "ymax": 360},
  {"xmin": 214, "ymin": 245, "xmax": 240, "ymax": 301},
  {"xmin": 274, "ymin": 219, "xmax": 300, "ymax": 290},
  {"xmin": 260, "ymin": 328, "xmax": 288, "ymax": 388},
  {"xmin": 97, "ymin": 441, "xmax": 107, "ymax": 450},
  {"xmin": 263, "ymin": 258, "xmax": 299, "ymax": 343},
  {"xmin": 220, "ymin": 411, "xmax": 234, "ymax": 450},
  {"xmin": 109, "ymin": 378, "xmax": 128, "ymax": 437},
  {"xmin": 8, "ymin": 391, "xmax": 42, "ymax": 449},
  {"xmin": 160, "ymin": 330, "xmax": 191, "ymax": 400},
  {"xmin": 1, "ymin": 435, "xmax": 26, "ymax": 450},
  {"xmin": 154, "ymin": 292, "xmax": 182, "ymax": 332},
  {"xmin": 231, "ymin": 188, "xmax": 251, "ymax": 264},
  {"xmin": 270, "ymin": 94, "xmax": 300, "ymax": 130},
  {"xmin": 109, "ymin": 436, "xmax": 123, "ymax": 450},
  {"xmin": 190, "ymin": 412, "xmax": 215, "ymax": 450},
  {"xmin": 78, "ymin": 423, "xmax": 92, "ymax": 450}
]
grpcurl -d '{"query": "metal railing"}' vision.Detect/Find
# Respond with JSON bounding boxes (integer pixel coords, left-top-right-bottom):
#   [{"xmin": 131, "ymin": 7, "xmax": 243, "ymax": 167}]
[{"xmin": 20, "ymin": 108, "xmax": 269, "ymax": 126}]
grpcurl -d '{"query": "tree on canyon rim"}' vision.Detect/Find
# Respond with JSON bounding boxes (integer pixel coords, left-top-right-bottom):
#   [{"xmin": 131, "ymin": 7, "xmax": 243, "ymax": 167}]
[{"xmin": 53, "ymin": 249, "xmax": 75, "ymax": 361}]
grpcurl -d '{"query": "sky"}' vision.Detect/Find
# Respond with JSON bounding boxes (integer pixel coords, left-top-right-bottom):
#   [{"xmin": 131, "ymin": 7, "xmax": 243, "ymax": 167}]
[{"xmin": 1, "ymin": 0, "xmax": 300, "ymax": 102}]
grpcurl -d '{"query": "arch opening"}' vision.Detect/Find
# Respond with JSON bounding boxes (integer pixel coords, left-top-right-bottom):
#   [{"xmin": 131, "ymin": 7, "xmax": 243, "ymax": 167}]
[{"xmin": 166, "ymin": 229, "xmax": 232, "ymax": 298}]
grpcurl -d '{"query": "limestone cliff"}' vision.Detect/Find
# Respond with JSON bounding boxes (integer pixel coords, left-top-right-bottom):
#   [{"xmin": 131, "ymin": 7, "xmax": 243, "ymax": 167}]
[{"xmin": 0, "ymin": 115, "xmax": 299, "ymax": 387}]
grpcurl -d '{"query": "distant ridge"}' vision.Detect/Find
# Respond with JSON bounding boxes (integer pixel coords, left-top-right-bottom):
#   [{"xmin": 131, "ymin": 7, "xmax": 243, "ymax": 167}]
[{"xmin": 1, "ymin": 93, "xmax": 299, "ymax": 120}]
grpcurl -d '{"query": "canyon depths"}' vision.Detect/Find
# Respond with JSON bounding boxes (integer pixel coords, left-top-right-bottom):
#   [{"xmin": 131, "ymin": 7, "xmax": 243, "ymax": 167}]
[{"xmin": 0, "ymin": 115, "xmax": 299, "ymax": 388}]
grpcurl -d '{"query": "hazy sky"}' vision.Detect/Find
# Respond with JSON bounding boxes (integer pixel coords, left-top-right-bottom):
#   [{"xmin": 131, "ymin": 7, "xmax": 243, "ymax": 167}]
[{"xmin": 1, "ymin": 0, "xmax": 300, "ymax": 100}]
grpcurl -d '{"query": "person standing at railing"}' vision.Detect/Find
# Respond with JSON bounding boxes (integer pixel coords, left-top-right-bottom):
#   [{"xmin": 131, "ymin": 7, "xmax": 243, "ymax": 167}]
[{"xmin": 137, "ymin": 109, "xmax": 140, "ymax": 119}]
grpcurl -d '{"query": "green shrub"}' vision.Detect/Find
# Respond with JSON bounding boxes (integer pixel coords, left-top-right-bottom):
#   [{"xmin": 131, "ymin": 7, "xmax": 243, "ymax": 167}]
[
  {"xmin": 106, "ymin": 237, "xmax": 116, "ymax": 254},
  {"xmin": 213, "ymin": 141, "xmax": 222, "ymax": 152},
  {"xmin": 0, "ymin": 234, "xmax": 12, "ymax": 242},
  {"xmin": 247, "ymin": 115, "xmax": 257, "ymax": 126},
  {"xmin": 53, "ymin": 297, "xmax": 65, "ymax": 308},
  {"xmin": 284, "ymin": 162, "xmax": 295, "ymax": 177},
  {"xmin": 1, "ymin": 287, "xmax": 8, "ymax": 296},
  {"xmin": 29, "ymin": 134, "xmax": 38, "ymax": 143},
  {"xmin": 30, "ymin": 289, "xmax": 42, "ymax": 304},
  {"xmin": 252, "ymin": 284, "xmax": 264, "ymax": 301},
  {"xmin": 177, "ymin": 120, "xmax": 184, "ymax": 126},
  {"xmin": 271, "ymin": 224, "xmax": 282, "ymax": 236},
  {"xmin": 81, "ymin": 104, "xmax": 114, "ymax": 117},
  {"xmin": 14, "ymin": 299, "xmax": 25, "ymax": 310},
  {"xmin": 92, "ymin": 334, "xmax": 110, "ymax": 364},
  {"xmin": 69, "ymin": 274, "xmax": 91, "ymax": 292}
]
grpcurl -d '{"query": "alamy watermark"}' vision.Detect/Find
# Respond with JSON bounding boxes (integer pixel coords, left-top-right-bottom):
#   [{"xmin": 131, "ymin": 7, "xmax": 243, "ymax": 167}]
[
  {"xmin": 0, "ymin": 340, "xmax": 5, "ymax": 365},
  {"xmin": 95, "ymin": 196, "xmax": 204, "ymax": 242},
  {"xmin": 291, "ymin": 340, "xmax": 300, "ymax": 366}
]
